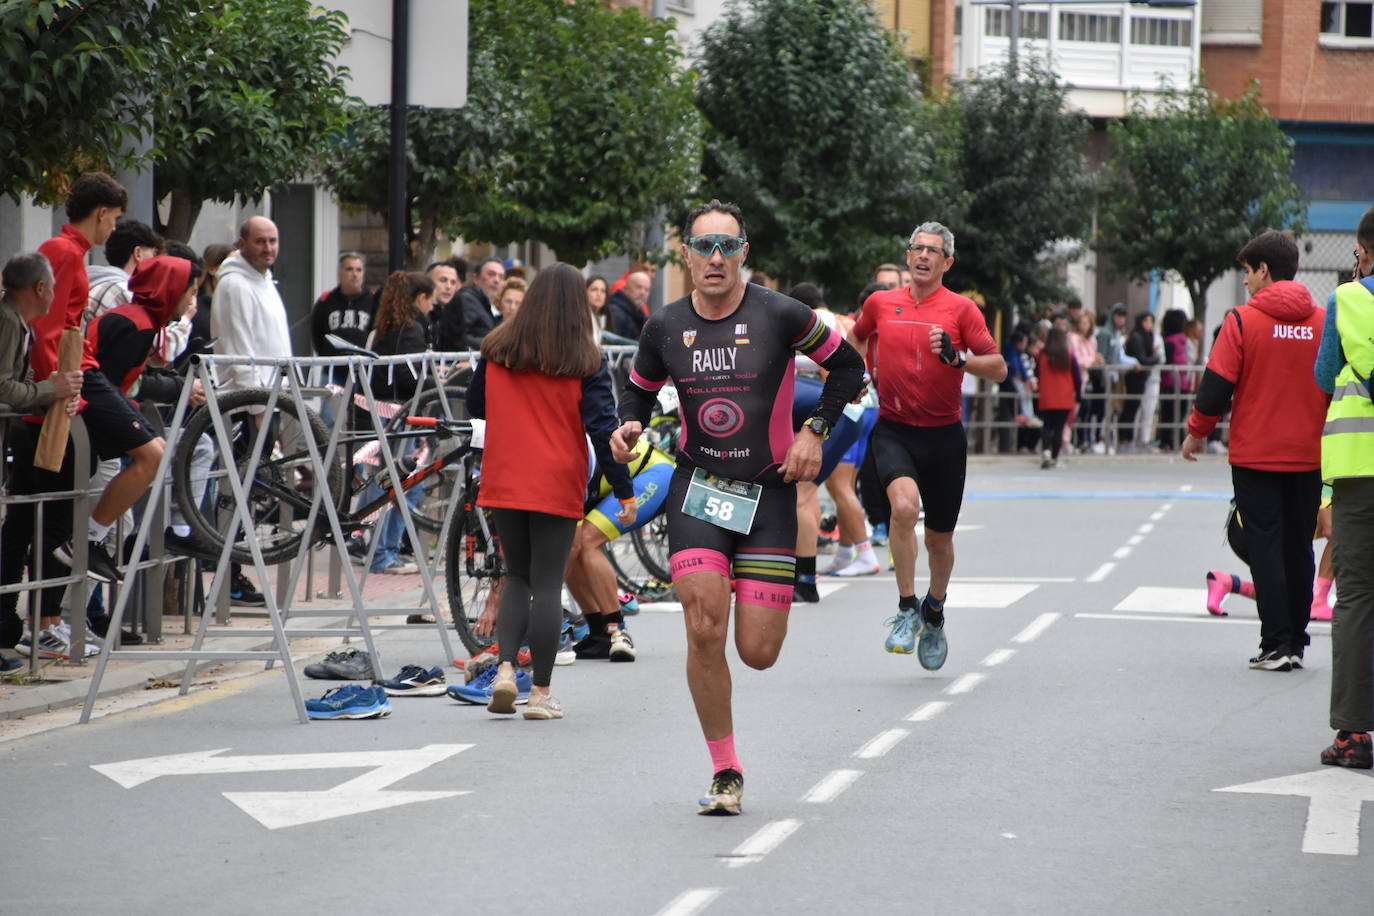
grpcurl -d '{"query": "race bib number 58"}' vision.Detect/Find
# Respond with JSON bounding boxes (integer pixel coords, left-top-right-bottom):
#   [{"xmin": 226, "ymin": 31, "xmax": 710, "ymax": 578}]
[{"xmin": 681, "ymin": 467, "xmax": 761, "ymax": 534}]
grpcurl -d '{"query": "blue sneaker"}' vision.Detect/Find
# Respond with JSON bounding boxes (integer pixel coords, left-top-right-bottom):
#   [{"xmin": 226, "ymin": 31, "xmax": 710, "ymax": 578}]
[
  {"xmin": 870, "ymin": 523, "xmax": 888, "ymax": 546},
  {"xmin": 305, "ymin": 684, "xmax": 391, "ymax": 719},
  {"xmin": 918, "ymin": 603, "xmax": 949, "ymax": 670},
  {"xmin": 447, "ymin": 665, "xmax": 532, "ymax": 705},
  {"xmin": 619, "ymin": 592, "xmax": 640, "ymax": 616},
  {"xmin": 564, "ymin": 610, "xmax": 591, "ymax": 642},
  {"xmin": 884, "ymin": 607, "xmax": 922, "ymax": 654},
  {"xmin": 377, "ymin": 664, "xmax": 447, "ymax": 696},
  {"xmin": 555, "ymin": 630, "xmax": 576, "ymax": 666}
]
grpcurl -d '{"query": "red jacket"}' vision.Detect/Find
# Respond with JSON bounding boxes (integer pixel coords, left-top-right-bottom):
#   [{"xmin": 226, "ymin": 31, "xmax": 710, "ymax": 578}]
[
  {"xmin": 1035, "ymin": 351, "xmax": 1077, "ymax": 412},
  {"xmin": 1186, "ymin": 280, "xmax": 1329, "ymax": 471},
  {"xmin": 34, "ymin": 224, "xmax": 100, "ymax": 378},
  {"xmin": 86, "ymin": 256, "xmax": 190, "ymax": 395}
]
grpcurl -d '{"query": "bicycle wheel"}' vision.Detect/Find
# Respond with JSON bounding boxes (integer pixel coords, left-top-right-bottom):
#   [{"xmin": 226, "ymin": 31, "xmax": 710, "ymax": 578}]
[
  {"xmin": 172, "ymin": 388, "xmax": 345, "ymax": 565},
  {"xmin": 409, "ymin": 382, "xmax": 469, "ymax": 534},
  {"xmin": 445, "ymin": 474, "xmax": 502, "ymax": 655}
]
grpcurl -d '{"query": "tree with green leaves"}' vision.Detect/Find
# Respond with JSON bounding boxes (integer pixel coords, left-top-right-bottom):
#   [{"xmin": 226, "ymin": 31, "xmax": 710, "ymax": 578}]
[
  {"xmin": 1097, "ymin": 84, "xmax": 1307, "ymax": 314},
  {"xmin": 150, "ymin": 0, "xmax": 356, "ymax": 240},
  {"xmin": 0, "ymin": 0, "xmax": 157, "ymax": 204},
  {"xmin": 695, "ymin": 0, "xmax": 936, "ymax": 308},
  {"xmin": 322, "ymin": 0, "xmax": 700, "ymax": 268},
  {"xmin": 934, "ymin": 60, "xmax": 1095, "ymax": 321}
]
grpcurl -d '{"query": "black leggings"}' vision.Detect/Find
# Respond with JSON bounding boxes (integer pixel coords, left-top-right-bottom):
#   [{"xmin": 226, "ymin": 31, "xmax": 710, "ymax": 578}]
[
  {"xmin": 1118, "ymin": 372, "xmax": 1148, "ymax": 443},
  {"xmin": 1040, "ymin": 409, "xmax": 1070, "ymax": 460},
  {"xmin": 491, "ymin": 508, "xmax": 578, "ymax": 688}
]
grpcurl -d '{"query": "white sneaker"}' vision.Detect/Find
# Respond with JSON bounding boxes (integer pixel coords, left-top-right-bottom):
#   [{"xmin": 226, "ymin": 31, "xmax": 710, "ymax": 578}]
[
  {"xmin": 609, "ymin": 628, "xmax": 636, "ymax": 663},
  {"xmin": 820, "ymin": 547, "xmax": 854, "ymax": 575},
  {"xmin": 1091, "ymin": 441, "xmax": 1106, "ymax": 455},
  {"xmin": 378, "ymin": 561, "xmax": 419, "ymax": 575},
  {"xmin": 832, "ymin": 554, "xmax": 881, "ymax": 577}
]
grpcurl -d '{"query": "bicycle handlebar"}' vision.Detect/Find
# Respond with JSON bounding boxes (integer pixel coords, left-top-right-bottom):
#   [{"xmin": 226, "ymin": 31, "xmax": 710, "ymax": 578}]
[{"xmin": 405, "ymin": 416, "xmax": 438, "ymax": 427}]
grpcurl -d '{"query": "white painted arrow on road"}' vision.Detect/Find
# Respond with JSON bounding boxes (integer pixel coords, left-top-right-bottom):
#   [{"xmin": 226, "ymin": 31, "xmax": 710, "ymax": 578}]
[
  {"xmin": 93, "ymin": 744, "xmax": 472, "ymax": 830},
  {"xmin": 1215, "ymin": 768, "xmax": 1374, "ymax": 855}
]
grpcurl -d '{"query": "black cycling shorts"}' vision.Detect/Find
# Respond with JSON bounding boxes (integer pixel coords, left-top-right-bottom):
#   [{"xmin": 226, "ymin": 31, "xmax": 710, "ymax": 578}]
[
  {"xmin": 665, "ymin": 463, "xmax": 797, "ymax": 611},
  {"xmin": 870, "ymin": 418, "xmax": 967, "ymax": 533},
  {"xmin": 80, "ymin": 368, "xmax": 158, "ymax": 461}
]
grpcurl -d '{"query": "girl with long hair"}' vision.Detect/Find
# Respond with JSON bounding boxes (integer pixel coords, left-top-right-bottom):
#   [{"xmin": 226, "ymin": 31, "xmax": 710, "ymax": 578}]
[
  {"xmin": 466, "ymin": 262, "xmax": 636, "ymax": 719},
  {"xmin": 1035, "ymin": 326, "xmax": 1080, "ymax": 468},
  {"xmin": 586, "ymin": 275, "xmax": 609, "ymax": 332}
]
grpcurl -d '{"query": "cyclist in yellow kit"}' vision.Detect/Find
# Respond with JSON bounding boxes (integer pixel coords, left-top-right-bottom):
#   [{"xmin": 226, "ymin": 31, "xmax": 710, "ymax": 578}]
[{"xmin": 566, "ymin": 436, "xmax": 675, "ymax": 661}]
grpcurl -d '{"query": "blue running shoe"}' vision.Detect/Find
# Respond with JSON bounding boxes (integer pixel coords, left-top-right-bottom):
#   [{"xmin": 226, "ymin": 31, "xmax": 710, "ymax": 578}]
[
  {"xmin": 306, "ymin": 684, "xmax": 390, "ymax": 719},
  {"xmin": 555, "ymin": 630, "xmax": 576, "ymax": 666},
  {"xmin": 447, "ymin": 665, "xmax": 532, "ymax": 705},
  {"xmin": 563, "ymin": 611, "xmax": 590, "ymax": 643},
  {"xmin": 918, "ymin": 604, "xmax": 948, "ymax": 670},
  {"xmin": 884, "ymin": 607, "xmax": 921, "ymax": 654},
  {"xmin": 377, "ymin": 664, "xmax": 447, "ymax": 696},
  {"xmin": 870, "ymin": 523, "xmax": 888, "ymax": 547},
  {"xmin": 619, "ymin": 592, "xmax": 640, "ymax": 616}
]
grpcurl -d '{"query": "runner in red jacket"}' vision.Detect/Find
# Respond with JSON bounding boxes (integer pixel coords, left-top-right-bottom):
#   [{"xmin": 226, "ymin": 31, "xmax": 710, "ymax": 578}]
[{"xmin": 1183, "ymin": 230, "xmax": 1330, "ymax": 671}]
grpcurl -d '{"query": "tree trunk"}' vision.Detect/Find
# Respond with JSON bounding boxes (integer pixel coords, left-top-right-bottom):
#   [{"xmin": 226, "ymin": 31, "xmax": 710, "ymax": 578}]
[{"xmin": 161, "ymin": 189, "xmax": 203, "ymax": 243}]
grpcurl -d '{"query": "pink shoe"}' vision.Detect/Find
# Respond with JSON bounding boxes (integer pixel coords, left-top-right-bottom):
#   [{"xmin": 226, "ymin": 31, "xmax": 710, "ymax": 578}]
[
  {"xmin": 1205, "ymin": 570, "xmax": 1232, "ymax": 617},
  {"xmin": 1311, "ymin": 596, "xmax": 1333, "ymax": 622}
]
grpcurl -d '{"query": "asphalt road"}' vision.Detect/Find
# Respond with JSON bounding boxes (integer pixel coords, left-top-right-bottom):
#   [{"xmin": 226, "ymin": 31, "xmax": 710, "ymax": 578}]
[{"xmin": 2, "ymin": 458, "xmax": 1370, "ymax": 914}]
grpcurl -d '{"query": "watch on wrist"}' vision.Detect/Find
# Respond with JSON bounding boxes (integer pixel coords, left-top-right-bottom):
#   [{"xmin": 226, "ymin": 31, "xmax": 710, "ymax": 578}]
[{"xmin": 805, "ymin": 416, "xmax": 831, "ymax": 440}]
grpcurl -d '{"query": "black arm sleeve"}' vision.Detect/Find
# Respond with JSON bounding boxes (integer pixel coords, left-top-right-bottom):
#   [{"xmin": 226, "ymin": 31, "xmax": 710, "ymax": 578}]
[
  {"xmin": 1193, "ymin": 368, "xmax": 1236, "ymax": 418},
  {"xmin": 809, "ymin": 338, "xmax": 866, "ymax": 429},
  {"xmin": 464, "ymin": 359, "xmax": 487, "ymax": 419},
  {"xmin": 582, "ymin": 359, "xmax": 633, "ymax": 500},
  {"xmin": 137, "ymin": 366, "xmax": 183, "ymax": 403},
  {"xmin": 310, "ymin": 296, "xmax": 330, "ymax": 355}
]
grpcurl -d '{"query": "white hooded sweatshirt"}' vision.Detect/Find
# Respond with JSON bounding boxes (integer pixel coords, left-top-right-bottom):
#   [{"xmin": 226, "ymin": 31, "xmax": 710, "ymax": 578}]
[{"xmin": 211, "ymin": 250, "xmax": 292, "ymax": 389}]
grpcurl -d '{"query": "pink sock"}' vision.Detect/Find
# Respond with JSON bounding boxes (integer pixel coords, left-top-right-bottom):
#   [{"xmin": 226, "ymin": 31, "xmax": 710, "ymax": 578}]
[
  {"xmin": 1238, "ymin": 579, "xmax": 1256, "ymax": 599},
  {"xmin": 1314, "ymin": 577, "xmax": 1333, "ymax": 601},
  {"xmin": 707, "ymin": 735, "xmax": 741, "ymax": 775}
]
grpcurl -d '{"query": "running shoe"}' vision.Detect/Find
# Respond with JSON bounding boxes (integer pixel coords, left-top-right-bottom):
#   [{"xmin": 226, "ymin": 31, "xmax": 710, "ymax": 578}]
[
  {"xmin": 1320, "ymin": 732, "xmax": 1373, "ymax": 769},
  {"xmin": 564, "ymin": 609, "xmax": 592, "ymax": 640},
  {"xmin": 1205, "ymin": 570, "xmax": 1232, "ymax": 617},
  {"xmin": 831, "ymin": 555, "xmax": 881, "ymax": 577},
  {"xmin": 375, "ymin": 560, "xmax": 419, "ymax": 576},
  {"xmin": 488, "ymin": 665, "xmax": 522, "ymax": 715},
  {"xmin": 229, "ymin": 570, "xmax": 266, "ymax": 607},
  {"xmin": 305, "ymin": 684, "xmax": 391, "ymax": 719},
  {"xmin": 917, "ymin": 603, "xmax": 949, "ymax": 671},
  {"xmin": 794, "ymin": 579, "xmax": 821, "ymax": 603},
  {"xmin": 870, "ymin": 523, "xmax": 888, "ymax": 546},
  {"xmin": 573, "ymin": 633, "xmax": 612, "ymax": 659},
  {"xmin": 377, "ymin": 664, "xmax": 447, "ymax": 696},
  {"xmin": 555, "ymin": 630, "xmax": 577, "ymax": 666},
  {"xmin": 304, "ymin": 647, "xmax": 375, "ymax": 680},
  {"xmin": 53, "ymin": 539, "xmax": 122, "ymax": 584},
  {"xmin": 609, "ymin": 628, "xmax": 636, "ymax": 663},
  {"xmin": 1, "ymin": 654, "xmax": 22, "ymax": 674},
  {"xmin": 1248, "ymin": 650, "xmax": 1292, "ymax": 671},
  {"xmin": 523, "ymin": 692, "xmax": 564, "ymax": 720},
  {"xmin": 16, "ymin": 622, "xmax": 98, "ymax": 659},
  {"xmin": 448, "ymin": 665, "xmax": 531, "ymax": 706},
  {"xmin": 884, "ymin": 607, "xmax": 921, "ymax": 654},
  {"xmin": 618, "ymin": 593, "xmax": 640, "ymax": 616},
  {"xmin": 462, "ymin": 649, "xmax": 499, "ymax": 683},
  {"xmin": 820, "ymin": 548, "xmax": 855, "ymax": 576},
  {"xmin": 698, "ymin": 768, "xmax": 744, "ymax": 816}
]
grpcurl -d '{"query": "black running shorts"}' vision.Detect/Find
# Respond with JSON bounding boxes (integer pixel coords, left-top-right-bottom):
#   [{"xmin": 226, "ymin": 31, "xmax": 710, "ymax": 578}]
[
  {"xmin": 80, "ymin": 368, "xmax": 158, "ymax": 461},
  {"xmin": 870, "ymin": 419, "xmax": 967, "ymax": 533}
]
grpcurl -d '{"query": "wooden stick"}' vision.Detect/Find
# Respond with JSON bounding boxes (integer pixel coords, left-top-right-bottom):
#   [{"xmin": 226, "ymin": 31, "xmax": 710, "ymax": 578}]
[{"xmin": 34, "ymin": 327, "xmax": 82, "ymax": 471}]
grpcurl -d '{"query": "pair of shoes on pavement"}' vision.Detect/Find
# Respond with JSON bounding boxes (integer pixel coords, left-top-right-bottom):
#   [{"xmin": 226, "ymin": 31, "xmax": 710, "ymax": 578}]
[
  {"xmin": 304, "ymin": 647, "xmax": 375, "ymax": 680},
  {"xmin": 1248, "ymin": 649, "xmax": 1297, "ymax": 672},
  {"xmin": 52, "ymin": 539, "xmax": 121, "ymax": 584},
  {"xmin": 1320, "ymin": 731, "xmax": 1373, "ymax": 769},
  {"xmin": 377, "ymin": 664, "xmax": 446, "ymax": 696},
  {"xmin": 305, "ymin": 684, "xmax": 391, "ymax": 719},
  {"xmin": 16, "ymin": 622, "xmax": 100, "ymax": 659},
  {"xmin": 572, "ymin": 628, "xmax": 636, "ymax": 662},
  {"xmin": 449, "ymin": 664, "xmax": 532, "ymax": 705},
  {"xmin": 373, "ymin": 560, "xmax": 419, "ymax": 576},
  {"xmin": 883, "ymin": 599, "xmax": 948, "ymax": 670}
]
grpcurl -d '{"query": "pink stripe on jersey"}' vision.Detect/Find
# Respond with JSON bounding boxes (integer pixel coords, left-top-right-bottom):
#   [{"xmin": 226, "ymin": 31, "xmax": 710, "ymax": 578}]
[
  {"xmin": 630, "ymin": 367, "xmax": 665, "ymax": 392},
  {"xmin": 735, "ymin": 579, "xmax": 794, "ymax": 611},
  {"xmin": 768, "ymin": 366, "xmax": 796, "ymax": 466},
  {"xmin": 671, "ymin": 548, "xmax": 731, "ymax": 581},
  {"xmin": 809, "ymin": 327, "xmax": 843, "ymax": 364}
]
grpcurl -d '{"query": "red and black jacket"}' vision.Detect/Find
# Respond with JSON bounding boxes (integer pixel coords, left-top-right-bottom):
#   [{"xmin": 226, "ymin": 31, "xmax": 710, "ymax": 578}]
[{"xmin": 85, "ymin": 256, "xmax": 191, "ymax": 403}]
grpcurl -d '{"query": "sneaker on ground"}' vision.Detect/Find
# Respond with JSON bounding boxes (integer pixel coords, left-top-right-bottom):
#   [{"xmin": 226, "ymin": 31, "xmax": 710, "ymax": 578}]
[
  {"xmin": 523, "ymin": 692, "xmax": 564, "ymax": 720},
  {"xmin": 1320, "ymin": 732, "xmax": 1373, "ymax": 769},
  {"xmin": 794, "ymin": 580, "xmax": 820, "ymax": 603},
  {"xmin": 820, "ymin": 551, "xmax": 853, "ymax": 576},
  {"xmin": 488, "ymin": 666, "xmax": 522, "ymax": 714},
  {"xmin": 564, "ymin": 609, "xmax": 592, "ymax": 641},
  {"xmin": 870, "ymin": 523, "xmax": 888, "ymax": 546},
  {"xmin": 884, "ymin": 607, "xmax": 921, "ymax": 654},
  {"xmin": 831, "ymin": 556, "xmax": 881, "ymax": 577},
  {"xmin": 1248, "ymin": 650, "xmax": 1292, "ymax": 671},
  {"xmin": 448, "ymin": 665, "xmax": 531, "ymax": 706},
  {"xmin": 1289, "ymin": 651, "xmax": 1304, "ymax": 670},
  {"xmin": 1, "ymin": 654, "xmax": 22, "ymax": 674},
  {"xmin": 917, "ymin": 603, "xmax": 949, "ymax": 671},
  {"xmin": 406, "ymin": 614, "xmax": 436, "ymax": 625},
  {"xmin": 573, "ymin": 633, "xmax": 611, "ymax": 659},
  {"xmin": 53, "ymin": 539, "xmax": 122, "ymax": 584},
  {"xmin": 377, "ymin": 664, "xmax": 447, "ymax": 696},
  {"xmin": 609, "ymin": 628, "xmax": 636, "ymax": 663},
  {"xmin": 698, "ymin": 768, "xmax": 744, "ymax": 816},
  {"xmin": 618, "ymin": 593, "xmax": 640, "ymax": 616},
  {"xmin": 305, "ymin": 684, "xmax": 391, "ymax": 719},
  {"xmin": 462, "ymin": 650, "xmax": 499, "ymax": 683},
  {"xmin": 304, "ymin": 647, "xmax": 374, "ymax": 680},
  {"xmin": 376, "ymin": 561, "xmax": 419, "ymax": 576},
  {"xmin": 1204, "ymin": 570, "xmax": 1232, "ymax": 617},
  {"xmin": 229, "ymin": 571, "xmax": 266, "ymax": 607},
  {"xmin": 555, "ymin": 631, "xmax": 577, "ymax": 666},
  {"xmin": 23, "ymin": 622, "xmax": 99, "ymax": 659}
]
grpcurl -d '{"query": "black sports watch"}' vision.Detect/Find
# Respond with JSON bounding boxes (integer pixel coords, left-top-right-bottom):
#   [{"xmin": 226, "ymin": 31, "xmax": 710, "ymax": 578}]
[{"xmin": 804, "ymin": 416, "xmax": 831, "ymax": 440}]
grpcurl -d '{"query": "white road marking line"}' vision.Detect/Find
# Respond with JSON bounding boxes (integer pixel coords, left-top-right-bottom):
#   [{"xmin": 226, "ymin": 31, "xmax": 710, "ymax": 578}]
[
  {"xmin": 802, "ymin": 769, "xmax": 863, "ymax": 803},
  {"xmin": 1085, "ymin": 562, "xmax": 1116, "ymax": 583},
  {"xmin": 1012, "ymin": 612, "xmax": 1061, "ymax": 644},
  {"xmin": 1161, "ymin": 503, "xmax": 1174, "ymax": 511},
  {"xmin": 1137, "ymin": 523, "xmax": 1155, "ymax": 534},
  {"xmin": 1077, "ymin": 612, "xmax": 1331, "ymax": 631},
  {"xmin": 945, "ymin": 673, "xmax": 986, "ymax": 695},
  {"xmin": 906, "ymin": 701, "xmax": 951, "ymax": 722},
  {"xmin": 726, "ymin": 819, "xmax": 803, "ymax": 868},
  {"xmin": 1127, "ymin": 534, "xmax": 1144, "ymax": 546},
  {"xmin": 1112, "ymin": 546, "xmax": 1132, "ymax": 559},
  {"xmin": 1114, "ymin": 586, "xmax": 1209, "ymax": 614},
  {"xmin": 656, "ymin": 888, "xmax": 724, "ymax": 916},
  {"xmin": 1180, "ymin": 484, "xmax": 1194, "ymax": 492},
  {"xmin": 854, "ymin": 728, "xmax": 911, "ymax": 759},
  {"xmin": 982, "ymin": 648, "xmax": 1016, "ymax": 667},
  {"xmin": 1150, "ymin": 511, "xmax": 1165, "ymax": 522}
]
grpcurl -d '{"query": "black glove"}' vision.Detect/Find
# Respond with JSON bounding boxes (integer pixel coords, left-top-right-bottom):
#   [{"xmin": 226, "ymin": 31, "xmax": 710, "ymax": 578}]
[{"xmin": 937, "ymin": 330, "xmax": 965, "ymax": 368}]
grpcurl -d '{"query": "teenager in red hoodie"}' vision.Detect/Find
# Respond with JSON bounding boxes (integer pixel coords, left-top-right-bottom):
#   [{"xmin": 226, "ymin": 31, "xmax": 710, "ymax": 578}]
[{"xmin": 1182, "ymin": 230, "xmax": 1330, "ymax": 671}]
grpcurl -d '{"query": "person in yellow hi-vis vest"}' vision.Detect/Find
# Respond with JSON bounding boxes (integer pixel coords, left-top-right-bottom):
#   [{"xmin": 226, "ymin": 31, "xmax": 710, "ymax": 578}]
[{"xmin": 1313, "ymin": 204, "xmax": 1374, "ymax": 770}]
